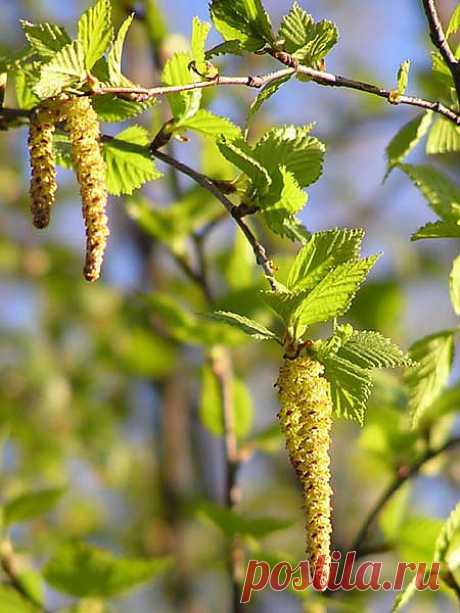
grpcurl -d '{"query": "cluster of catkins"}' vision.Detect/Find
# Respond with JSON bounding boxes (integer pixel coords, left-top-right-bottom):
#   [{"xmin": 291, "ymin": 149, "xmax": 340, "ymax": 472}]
[
  {"xmin": 277, "ymin": 354, "xmax": 333, "ymax": 587},
  {"xmin": 28, "ymin": 96, "xmax": 109, "ymax": 282}
]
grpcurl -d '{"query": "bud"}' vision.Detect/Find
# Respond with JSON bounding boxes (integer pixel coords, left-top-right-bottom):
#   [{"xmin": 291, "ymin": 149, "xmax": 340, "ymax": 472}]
[
  {"xmin": 277, "ymin": 356, "xmax": 332, "ymax": 587},
  {"xmin": 28, "ymin": 100, "xmax": 60, "ymax": 228},
  {"xmin": 62, "ymin": 96, "xmax": 109, "ymax": 282}
]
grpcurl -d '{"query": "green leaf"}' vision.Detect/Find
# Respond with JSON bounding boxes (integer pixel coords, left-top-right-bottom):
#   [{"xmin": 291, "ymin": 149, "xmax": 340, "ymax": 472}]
[
  {"xmin": 161, "ymin": 52, "xmax": 201, "ymax": 120},
  {"xmin": 434, "ymin": 500, "xmax": 460, "ymax": 563},
  {"xmin": 208, "ymin": 311, "xmax": 280, "ymax": 342},
  {"xmin": 145, "ymin": 0, "xmax": 168, "ymax": 48},
  {"xmin": 260, "ymin": 166, "xmax": 306, "ymax": 239},
  {"xmin": 286, "ymin": 228, "xmax": 364, "ymax": 291},
  {"xmin": 177, "ymin": 109, "xmax": 241, "ymax": 139},
  {"xmin": 397, "ymin": 59, "xmax": 411, "ymax": 95},
  {"xmin": 0, "ymin": 586, "xmax": 35, "ymax": 613},
  {"xmin": 322, "ymin": 354, "xmax": 373, "ymax": 424},
  {"xmin": 34, "ymin": 40, "xmax": 86, "ymax": 98},
  {"xmin": 419, "ymin": 384, "xmax": 460, "ymax": 426},
  {"xmin": 337, "ymin": 330, "xmax": 411, "ymax": 370},
  {"xmin": 199, "ymin": 364, "xmax": 253, "ymax": 439},
  {"xmin": 126, "ymin": 189, "xmax": 218, "ymax": 249},
  {"xmin": 447, "ymin": 4, "xmax": 460, "ymax": 38},
  {"xmin": 391, "ymin": 576, "xmax": 417, "ymax": 612},
  {"xmin": 103, "ymin": 126, "xmax": 162, "ymax": 196},
  {"xmin": 14, "ymin": 69, "xmax": 40, "ymax": 110},
  {"xmin": 20, "ymin": 20, "xmax": 71, "ymax": 58},
  {"xmin": 209, "ymin": 0, "xmax": 274, "ymax": 53},
  {"xmin": 278, "ymin": 3, "xmax": 338, "ymax": 67},
  {"xmin": 248, "ymin": 74, "xmax": 292, "ymax": 122},
  {"xmin": 426, "ymin": 117, "xmax": 460, "ymax": 154},
  {"xmin": 107, "ymin": 13, "xmax": 134, "ymax": 86},
  {"xmin": 92, "ymin": 94, "xmax": 157, "ymax": 122},
  {"xmin": 450, "ymin": 255, "xmax": 460, "ymax": 316},
  {"xmin": 77, "ymin": 0, "xmax": 113, "ymax": 71},
  {"xmin": 405, "ymin": 330, "xmax": 455, "ymax": 427},
  {"xmin": 400, "ymin": 163, "xmax": 460, "ymax": 221},
  {"xmin": 254, "ymin": 125, "xmax": 325, "ymax": 189},
  {"xmin": 217, "ymin": 138, "xmax": 271, "ymax": 190},
  {"xmin": 223, "ymin": 229, "xmax": 254, "ymax": 289},
  {"xmin": 291, "ymin": 255, "xmax": 380, "ymax": 336},
  {"xmin": 191, "ymin": 17, "xmax": 211, "ymax": 65},
  {"xmin": 44, "ymin": 542, "xmax": 170, "ymax": 597},
  {"xmin": 196, "ymin": 501, "xmax": 290, "ymax": 539},
  {"xmin": 4, "ymin": 487, "xmax": 65, "ymax": 526},
  {"xmin": 411, "ymin": 220, "xmax": 460, "ymax": 240},
  {"xmin": 385, "ymin": 112, "xmax": 433, "ymax": 177}
]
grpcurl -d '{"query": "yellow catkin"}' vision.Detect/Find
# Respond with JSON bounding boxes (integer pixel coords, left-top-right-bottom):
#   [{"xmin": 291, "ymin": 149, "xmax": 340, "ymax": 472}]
[
  {"xmin": 62, "ymin": 96, "xmax": 109, "ymax": 282},
  {"xmin": 28, "ymin": 100, "xmax": 60, "ymax": 229},
  {"xmin": 277, "ymin": 355, "xmax": 332, "ymax": 587}
]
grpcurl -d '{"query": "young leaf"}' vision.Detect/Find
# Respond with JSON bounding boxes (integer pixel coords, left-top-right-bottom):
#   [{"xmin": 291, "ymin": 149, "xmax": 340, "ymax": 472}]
[
  {"xmin": 411, "ymin": 220, "xmax": 460, "ymax": 241},
  {"xmin": 446, "ymin": 4, "xmax": 460, "ymax": 38},
  {"xmin": 209, "ymin": 0, "xmax": 274, "ymax": 54},
  {"xmin": 217, "ymin": 138, "xmax": 271, "ymax": 190},
  {"xmin": 385, "ymin": 112, "xmax": 433, "ymax": 177},
  {"xmin": 254, "ymin": 125, "xmax": 325, "ymax": 189},
  {"xmin": 161, "ymin": 52, "xmax": 201, "ymax": 121},
  {"xmin": 322, "ymin": 354, "xmax": 373, "ymax": 424},
  {"xmin": 337, "ymin": 330, "xmax": 411, "ymax": 370},
  {"xmin": 20, "ymin": 20, "xmax": 71, "ymax": 58},
  {"xmin": 400, "ymin": 163, "xmax": 460, "ymax": 221},
  {"xmin": 396, "ymin": 59, "xmax": 411, "ymax": 95},
  {"xmin": 44, "ymin": 542, "xmax": 171, "ymax": 597},
  {"xmin": 92, "ymin": 94, "xmax": 157, "ymax": 123},
  {"xmin": 77, "ymin": 0, "xmax": 113, "ymax": 71},
  {"xmin": 14, "ymin": 68, "xmax": 40, "ymax": 110},
  {"xmin": 107, "ymin": 13, "xmax": 134, "ymax": 86},
  {"xmin": 177, "ymin": 109, "xmax": 241, "ymax": 139},
  {"xmin": 34, "ymin": 40, "xmax": 86, "ymax": 98},
  {"xmin": 426, "ymin": 117, "xmax": 460, "ymax": 154},
  {"xmin": 434, "ymin": 500, "xmax": 460, "ymax": 563},
  {"xmin": 0, "ymin": 586, "xmax": 35, "ymax": 613},
  {"xmin": 405, "ymin": 330, "xmax": 455, "ymax": 427},
  {"xmin": 200, "ymin": 365, "xmax": 253, "ymax": 439},
  {"xmin": 208, "ymin": 311, "xmax": 280, "ymax": 343},
  {"xmin": 278, "ymin": 3, "xmax": 338, "ymax": 67},
  {"xmin": 286, "ymin": 228, "xmax": 364, "ymax": 291},
  {"xmin": 260, "ymin": 166, "xmax": 306, "ymax": 239},
  {"xmin": 391, "ymin": 576, "xmax": 418, "ymax": 612},
  {"xmin": 4, "ymin": 487, "xmax": 65, "ymax": 526},
  {"xmin": 191, "ymin": 16, "xmax": 211, "ymax": 65},
  {"xmin": 291, "ymin": 255, "xmax": 380, "ymax": 336},
  {"xmin": 248, "ymin": 74, "xmax": 292, "ymax": 122},
  {"xmin": 450, "ymin": 255, "xmax": 460, "ymax": 316},
  {"xmin": 196, "ymin": 501, "xmax": 290, "ymax": 539},
  {"xmin": 104, "ymin": 126, "xmax": 162, "ymax": 196}
]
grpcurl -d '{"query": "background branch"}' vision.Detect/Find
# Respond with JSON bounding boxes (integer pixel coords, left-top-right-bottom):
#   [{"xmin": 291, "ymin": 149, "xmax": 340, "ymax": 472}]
[
  {"xmin": 422, "ymin": 0, "xmax": 460, "ymax": 101},
  {"xmin": 150, "ymin": 147, "xmax": 277, "ymax": 291},
  {"xmin": 351, "ymin": 435, "xmax": 460, "ymax": 555}
]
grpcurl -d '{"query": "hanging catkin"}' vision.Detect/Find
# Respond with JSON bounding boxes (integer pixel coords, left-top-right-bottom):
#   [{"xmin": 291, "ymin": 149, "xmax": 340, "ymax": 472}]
[
  {"xmin": 62, "ymin": 96, "xmax": 109, "ymax": 282},
  {"xmin": 277, "ymin": 355, "xmax": 332, "ymax": 587},
  {"xmin": 28, "ymin": 100, "xmax": 60, "ymax": 229}
]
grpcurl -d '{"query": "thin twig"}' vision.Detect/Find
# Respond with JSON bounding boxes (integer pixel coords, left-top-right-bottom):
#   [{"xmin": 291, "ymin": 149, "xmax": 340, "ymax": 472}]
[
  {"xmin": 210, "ymin": 348, "xmax": 245, "ymax": 613},
  {"xmin": 421, "ymin": 0, "xmax": 460, "ymax": 101},
  {"xmin": 351, "ymin": 436, "xmax": 460, "ymax": 555},
  {"xmin": 95, "ymin": 61, "xmax": 460, "ymax": 125},
  {"xmin": 150, "ymin": 147, "xmax": 277, "ymax": 290},
  {"xmin": 2, "ymin": 58, "xmax": 460, "ymax": 126}
]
